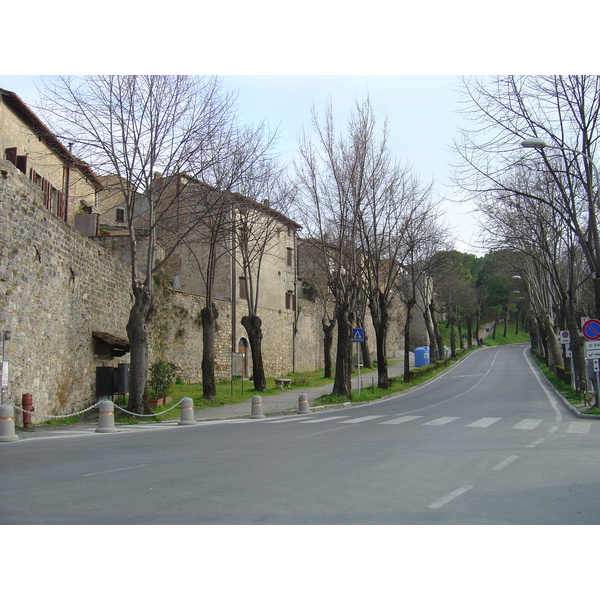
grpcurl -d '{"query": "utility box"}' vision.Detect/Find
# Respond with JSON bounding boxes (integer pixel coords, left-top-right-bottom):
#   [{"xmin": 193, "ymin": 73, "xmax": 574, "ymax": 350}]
[
  {"xmin": 414, "ymin": 346, "xmax": 430, "ymax": 367},
  {"xmin": 96, "ymin": 364, "xmax": 130, "ymax": 397},
  {"xmin": 116, "ymin": 363, "xmax": 130, "ymax": 394},
  {"xmin": 96, "ymin": 366, "xmax": 116, "ymax": 397}
]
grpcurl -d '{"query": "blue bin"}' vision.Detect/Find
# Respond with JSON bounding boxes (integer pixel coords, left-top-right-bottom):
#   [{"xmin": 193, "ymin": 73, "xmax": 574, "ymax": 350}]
[{"xmin": 414, "ymin": 346, "xmax": 430, "ymax": 367}]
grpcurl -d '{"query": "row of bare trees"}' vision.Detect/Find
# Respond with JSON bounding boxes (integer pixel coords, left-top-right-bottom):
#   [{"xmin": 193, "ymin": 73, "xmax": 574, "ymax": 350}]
[
  {"xmin": 295, "ymin": 99, "xmax": 449, "ymax": 394},
  {"xmin": 454, "ymin": 75, "xmax": 599, "ymax": 389},
  {"xmin": 38, "ymin": 75, "xmax": 289, "ymax": 413}
]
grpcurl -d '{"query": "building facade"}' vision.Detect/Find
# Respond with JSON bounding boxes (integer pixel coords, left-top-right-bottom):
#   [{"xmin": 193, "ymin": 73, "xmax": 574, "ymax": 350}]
[{"xmin": 0, "ymin": 88, "xmax": 103, "ymax": 224}]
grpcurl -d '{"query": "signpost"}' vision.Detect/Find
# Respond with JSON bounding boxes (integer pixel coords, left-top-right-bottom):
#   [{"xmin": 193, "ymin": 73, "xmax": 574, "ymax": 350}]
[
  {"xmin": 352, "ymin": 328, "xmax": 365, "ymax": 394},
  {"xmin": 582, "ymin": 322, "xmax": 600, "ymax": 406}
]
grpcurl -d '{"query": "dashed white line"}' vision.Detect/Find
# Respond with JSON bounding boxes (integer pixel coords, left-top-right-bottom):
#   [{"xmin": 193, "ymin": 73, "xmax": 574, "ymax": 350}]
[
  {"xmin": 527, "ymin": 438, "xmax": 545, "ymax": 448},
  {"xmin": 492, "ymin": 455, "xmax": 520, "ymax": 471},
  {"xmin": 84, "ymin": 464, "xmax": 146, "ymax": 477},
  {"xmin": 427, "ymin": 485, "xmax": 473, "ymax": 509}
]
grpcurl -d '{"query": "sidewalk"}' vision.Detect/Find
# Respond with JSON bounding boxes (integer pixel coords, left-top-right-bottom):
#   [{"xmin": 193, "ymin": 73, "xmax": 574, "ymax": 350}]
[
  {"xmin": 193, "ymin": 358, "xmax": 410, "ymax": 421},
  {"xmin": 10, "ymin": 357, "xmax": 412, "ymax": 438}
]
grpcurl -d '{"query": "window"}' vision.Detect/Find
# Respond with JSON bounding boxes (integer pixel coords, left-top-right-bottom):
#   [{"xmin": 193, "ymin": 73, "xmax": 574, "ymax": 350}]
[
  {"xmin": 285, "ymin": 291, "xmax": 296, "ymax": 311},
  {"xmin": 286, "ymin": 247, "xmax": 293, "ymax": 267},
  {"xmin": 116, "ymin": 207, "xmax": 125, "ymax": 223},
  {"xmin": 239, "ymin": 277, "xmax": 247, "ymax": 300}
]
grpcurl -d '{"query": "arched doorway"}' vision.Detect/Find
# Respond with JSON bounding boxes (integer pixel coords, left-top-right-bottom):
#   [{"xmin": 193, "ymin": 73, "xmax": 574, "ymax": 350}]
[{"xmin": 237, "ymin": 337, "xmax": 249, "ymax": 379}]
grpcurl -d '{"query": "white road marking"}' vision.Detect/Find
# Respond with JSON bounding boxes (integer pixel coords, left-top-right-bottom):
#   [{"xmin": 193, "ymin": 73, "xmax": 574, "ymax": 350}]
[
  {"xmin": 427, "ymin": 485, "xmax": 473, "ymax": 509},
  {"xmin": 512, "ymin": 419, "xmax": 543, "ymax": 430},
  {"xmin": 423, "ymin": 417, "xmax": 460, "ymax": 426},
  {"xmin": 302, "ymin": 416, "xmax": 346, "ymax": 423},
  {"xmin": 84, "ymin": 464, "xmax": 146, "ymax": 477},
  {"xmin": 567, "ymin": 422, "xmax": 591, "ymax": 434},
  {"xmin": 492, "ymin": 455, "xmax": 520, "ymax": 471},
  {"xmin": 466, "ymin": 418, "xmax": 502, "ymax": 428},
  {"xmin": 527, "ymin": 438, "xmax": 545, "ymax": 448},
  {"xmin": 380, "ymin": 416, "xmax": 423, "ymax": 425},
  {"xmin": 340, "ymin": 415, "xmax": 384, "ymax": 424}
]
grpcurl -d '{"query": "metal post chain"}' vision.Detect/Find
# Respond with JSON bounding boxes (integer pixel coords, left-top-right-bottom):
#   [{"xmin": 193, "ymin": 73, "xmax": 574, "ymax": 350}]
[
  {"xmin": 9, "ymin": 401, "xmax": 103, "ymax": 420},
  {"xmin": 113, "ymin": 398, "xmax": 185, "ymax": 417},
  {"xmin": 8, "ymin": 398, "xmax": 185, "ymax": 421}
]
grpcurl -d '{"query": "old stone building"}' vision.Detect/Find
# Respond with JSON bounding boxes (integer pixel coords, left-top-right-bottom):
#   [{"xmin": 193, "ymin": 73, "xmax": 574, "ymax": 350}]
[{"xmin": 0, "ymin": 87, "xmax": 103, "ymax": 224}]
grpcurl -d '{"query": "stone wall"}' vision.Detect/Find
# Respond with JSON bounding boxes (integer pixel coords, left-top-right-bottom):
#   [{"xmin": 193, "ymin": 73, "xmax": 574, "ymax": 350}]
[
  {"xmin": 0, "ymin": 160, "xmax": 132, "ymax": 423},
  {"xmin": 1, "ymin": 158, "xmax": 418, "ymax": 425}
]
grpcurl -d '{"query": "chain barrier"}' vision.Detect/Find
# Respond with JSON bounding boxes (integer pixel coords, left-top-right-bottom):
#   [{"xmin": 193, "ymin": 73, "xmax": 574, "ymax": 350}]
[
  {"xmin": 9, "ymin": 401, "xmax": 103, "ymax": 420},
  {"xmin": 261, "ymin": 395, "xmax": 302, "ymax": 413},
  {"xmin": 113, "ymin": 398, "xmax": 184, "ymax": 418},
  {"xmin": 7, "ymin": 398, "xmax": 185, "ymax": 421}
]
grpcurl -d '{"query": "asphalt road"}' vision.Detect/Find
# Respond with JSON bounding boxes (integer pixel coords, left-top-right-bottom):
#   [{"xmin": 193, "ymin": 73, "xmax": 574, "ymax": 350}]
[{"xmin": 2, "ymin": 344, "xmax": 599, "ymax": 525}]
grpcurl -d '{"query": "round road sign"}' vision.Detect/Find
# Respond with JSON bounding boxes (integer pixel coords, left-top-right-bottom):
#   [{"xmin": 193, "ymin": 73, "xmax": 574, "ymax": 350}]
[{"xmin": 582, "ymin": 319, "xmax": 600, "ymax": 341}]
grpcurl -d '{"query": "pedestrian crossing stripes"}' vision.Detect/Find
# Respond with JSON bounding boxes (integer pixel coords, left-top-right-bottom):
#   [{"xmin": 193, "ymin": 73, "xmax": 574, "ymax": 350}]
[{"xmin": 259, "ymin": 414, "xmax": 596, "ymax": 433}]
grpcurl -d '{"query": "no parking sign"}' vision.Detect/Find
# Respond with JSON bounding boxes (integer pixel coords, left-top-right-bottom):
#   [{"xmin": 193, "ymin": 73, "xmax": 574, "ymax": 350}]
[{"xmin": 582, "ymin": 319, "xmax": 600, "ymax": 341}]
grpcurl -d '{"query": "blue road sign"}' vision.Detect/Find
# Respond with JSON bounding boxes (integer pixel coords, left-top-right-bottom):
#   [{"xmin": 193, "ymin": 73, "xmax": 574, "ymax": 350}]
[
  {"xmin": 352, "ymin": 328, "xmax": 365, "ymax": 342},
  {"xmin": 582, "ymin": 319, "xmax": 600, "ymax": 341}
]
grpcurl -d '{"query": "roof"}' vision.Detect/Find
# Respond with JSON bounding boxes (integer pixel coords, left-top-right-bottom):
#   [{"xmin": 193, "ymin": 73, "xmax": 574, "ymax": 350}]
[
  {"xmin": 92, "ymin": 331, "xmax": 130, "ymax": 357},
  {"xmin": 0, "ymin": 87, "xmax": 103, "ymax": 191}
]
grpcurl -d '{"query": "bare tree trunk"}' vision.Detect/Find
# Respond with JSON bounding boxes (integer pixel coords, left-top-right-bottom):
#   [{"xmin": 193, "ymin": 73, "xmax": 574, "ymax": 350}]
[
  {"xmin": 333, "ymin": 303, "xmax": 353, "ymax": 398},
  {"xmin": 201, "ymin": 302, "xmax": 219, "ymax": 400},
  {"xmin": 542, "ymin": 314, "xmax": 563, "ymax": 372},
  {"xmin": 322, "ymin": 316, "xmax": 335, "ymax": 379},
  {"xmin": 403, "ymin": 300, "xmax": 415, "ymax": 383},
  {"xmin": 423, "ymin": 308, "xmax": 436, "ymax": 364},
  {"xmin": 430, "ymin": 301, "xmax": 445, "ymax": 361},
  {"xmin": 241, "ymin": 314, "xmax": 267, "ymax": 392},
  {"xmin": 370, "ymin": 292, "xmax": 390, "ymax": 388},
  {"xmin": 126, "ymin": 283, "xmax": 154, "ymax": 415}
]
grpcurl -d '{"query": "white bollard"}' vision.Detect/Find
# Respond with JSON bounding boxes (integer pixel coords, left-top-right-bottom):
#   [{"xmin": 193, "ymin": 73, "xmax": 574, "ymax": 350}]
[
  {"xmin": 0, "ymin": 404, "xmax": 19, "ymax": 442},
  {"xmin": 297, "ymin": 393, "xmax": 310, "ymax": 414},
  {"xmin": 178, "ymin": 397, "xmax": 197, "ymax": 425},
  {"xmin": 95, "ymin": 400, "xmax": 119, "ymax": 433},
  {"xmin": 250, "ymin": 395, "xmax": 265, "ymax": 419}
]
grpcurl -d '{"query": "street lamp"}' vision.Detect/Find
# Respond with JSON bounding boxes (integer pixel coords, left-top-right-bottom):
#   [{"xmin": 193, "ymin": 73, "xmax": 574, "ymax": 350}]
[
  {"xmin": 521, "ymin": 136, "xmax": 600, "ymax": 401},
  {"xmin": 520, "ymin": 137, "xmax": 600, "ymax": 186},
  {"xmin": 521, "ymin": 138, "xmax": 549, "ymax": 149}
]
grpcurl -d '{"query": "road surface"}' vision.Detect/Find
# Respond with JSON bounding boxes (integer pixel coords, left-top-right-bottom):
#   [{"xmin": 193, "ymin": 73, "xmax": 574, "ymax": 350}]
[{"xmin": 1, "ymin": 344, "xmax": 599, "ymax": 524}]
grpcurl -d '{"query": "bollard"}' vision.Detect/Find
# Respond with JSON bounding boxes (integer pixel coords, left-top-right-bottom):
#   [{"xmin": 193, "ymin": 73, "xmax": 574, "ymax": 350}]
[
  {"xmin": 178, "ymin": 397, "xmax": 197, "ymax": 426},
  {"xmin": 250, "ymin": 395, "xmax": 265, "ymax": 419},
  {"xmin": 95, "ymin": 400, "xmax": 118, "ymax": 433},
  {"xmin": 22, "ymin": 393, "xmax": 34, "ymax": 429},
  {"xmin": 0, "ymin": 404, "xmax": 19, "ymax": 442},
  {"xmin": 297, "ymin": 393, "xmax": 310, "ymax": 414}
]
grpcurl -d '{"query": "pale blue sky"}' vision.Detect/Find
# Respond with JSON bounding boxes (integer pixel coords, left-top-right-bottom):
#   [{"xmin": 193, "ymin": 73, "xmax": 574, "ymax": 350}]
[{"xmin": 1, "ymin": 74, "xmax": 480, "ymax": 251}]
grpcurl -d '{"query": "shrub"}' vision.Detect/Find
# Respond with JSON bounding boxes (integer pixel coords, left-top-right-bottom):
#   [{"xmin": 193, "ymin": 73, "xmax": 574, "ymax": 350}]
[{"xmin": 149, "ymin": 360, "xmax": 178, "ymax": 400}]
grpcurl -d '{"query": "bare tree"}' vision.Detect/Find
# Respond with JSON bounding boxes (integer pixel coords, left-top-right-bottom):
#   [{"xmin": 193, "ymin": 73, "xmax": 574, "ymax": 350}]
[
  {"xmin": 39, "ymin": 75, "xmax": 239, "ymax": 413},
  {"xmin": 296, "ymin": 100, "xmax": 380, "ymax": 398},
  {"xmin": 455, "ymin": 75, "xmax": 600, "ymax": 318},
  {"xmin": 234, "ymin": 170, "xmax": 299, "ymax": 392}
]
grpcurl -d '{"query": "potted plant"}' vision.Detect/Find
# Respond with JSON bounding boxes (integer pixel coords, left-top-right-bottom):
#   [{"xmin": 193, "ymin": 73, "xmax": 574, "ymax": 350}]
[{"xmin": 148, "ymin": 359, "xmax": 178, "ymax": 407}]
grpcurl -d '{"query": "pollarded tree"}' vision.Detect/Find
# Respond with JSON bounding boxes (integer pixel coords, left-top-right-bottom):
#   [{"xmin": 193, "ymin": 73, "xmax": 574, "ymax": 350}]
[{"xmin": 296, "ymin": 100, "xmax": 373, "ymax": 398}]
